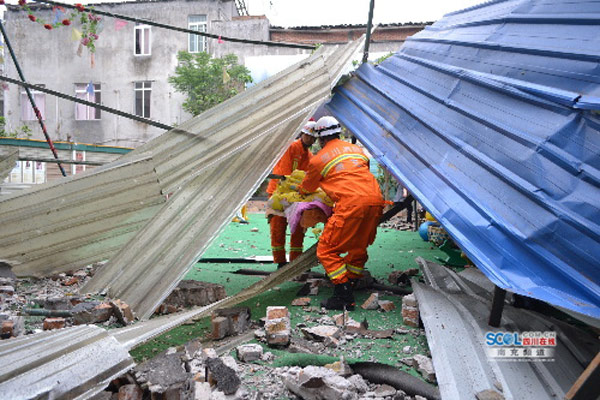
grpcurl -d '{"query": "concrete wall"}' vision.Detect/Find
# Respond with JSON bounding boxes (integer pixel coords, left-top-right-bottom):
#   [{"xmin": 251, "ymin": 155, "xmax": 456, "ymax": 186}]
[{"xmin": 3, "ymin": 0, "xmax": 238, "ymax": 147}]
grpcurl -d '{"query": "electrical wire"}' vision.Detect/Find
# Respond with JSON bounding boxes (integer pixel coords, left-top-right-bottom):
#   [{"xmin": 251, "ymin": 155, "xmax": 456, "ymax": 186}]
[{"xmin": 31, "ymin": 0, "xmax": 316, "ymax": 50}]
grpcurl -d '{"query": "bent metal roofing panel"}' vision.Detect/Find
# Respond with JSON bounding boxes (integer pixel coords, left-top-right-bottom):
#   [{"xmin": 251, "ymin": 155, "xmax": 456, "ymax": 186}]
[
  {"xmin": 83, "ymin": 39, "xmax": 364, "ymax": 320},
  {"xmin": 327, "ymin": 0, "xmax": 600, "ymax": 319}
]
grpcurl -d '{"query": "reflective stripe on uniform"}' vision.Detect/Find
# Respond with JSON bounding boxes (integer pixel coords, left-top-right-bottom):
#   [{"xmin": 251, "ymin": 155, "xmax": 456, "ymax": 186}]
[
  {"xmin": 346, "ymin": 264, "xmax": 364, "ymax": 275},
  {"xmin": 327, "ymin": 264, "xmax": 348, "ymax": 280},
  {"xmin": 290, "ymin": 247, "xmax": 303, "ymax": 252},
  {"xmin": 321, "ymin": 153, "xmax": 369, "ymax": 177},
  {"xmin": 272, "ymin": 245, "xmax": 285, "ymax": 251}
]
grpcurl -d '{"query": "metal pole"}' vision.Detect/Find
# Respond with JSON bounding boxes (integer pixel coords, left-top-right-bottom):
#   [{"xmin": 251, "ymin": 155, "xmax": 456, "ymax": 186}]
[
  {"xmin": 488, "ymin": 286, "xmax": 507, "ymax": 327},
  {"xmin": 0, "ymin": 20, "xmax": 67, "ymax": 177},
  {"xmin": 362, "ymin": 0, "xmax": 376, "ymax": 64}
]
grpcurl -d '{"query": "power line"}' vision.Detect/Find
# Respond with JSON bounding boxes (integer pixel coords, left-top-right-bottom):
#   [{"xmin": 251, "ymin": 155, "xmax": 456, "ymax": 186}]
[
  {"xmin": 0, "ymin": 75, "xmax": 175, "ymax": 131},
  {"xmin": 31, "ymin": 0, "xmax": 315, "ymax": 50}
]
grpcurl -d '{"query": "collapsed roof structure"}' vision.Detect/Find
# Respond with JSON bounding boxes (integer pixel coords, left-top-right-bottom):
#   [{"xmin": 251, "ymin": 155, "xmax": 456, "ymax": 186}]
[
  {"xmin": 326, "ymin": 0, "xmax": 600, "ymax": 322},
  {"xmin": 1, "ymin": 0, "xmax": 599, "ymax": 398}
]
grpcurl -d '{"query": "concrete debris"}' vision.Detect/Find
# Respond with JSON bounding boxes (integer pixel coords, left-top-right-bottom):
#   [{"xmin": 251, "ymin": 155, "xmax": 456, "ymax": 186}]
[
  {"xmin": 236, "ymin": 344, "xmax": 263, "ymax": 362},
  {"xmin": 324, "ymin": 358, "xmax": 353, "ymax": 377},
  {"xmin": 373, "ymin": 384, "xmax": 396, "ymax": 397},
  {"xmin": 159, "ymin": 280, "xmax": 227, "ymax": 314},
  {"xmin": 0, "ymin": 286, "xmax": 15, "ymax": 296},
  {"xmin": 301, "ymin": 325, "xmax": 341, "ymax": 342},
  {"xmin": 403, "ymin": 293, "xmax": 418, "ymax": 307},
  {"xmin": 43, "ymin": 317, "xmax": 66, "ymax": 330},
  {"xmin": 401, "ymin": 294, "xmax": 419, "ymax": 328},
  {"xmin": 133, "ymin": 351, "xmax": 194, "ymax": 397},
  {"xmin": 110, "ymin": 299, "xmax": 135, "ymax": 325},
  {"xmin": 72, "ymin": 301, "xmax": 113, "ymax": 325},
  {"xmin": 412, "ymin": 354, "xmax": 436, "ymax": 383},
  {"xmin": 403, "ymin": 346, "xmax": 412, "ymax": 354},
  {"xmin": 388, "ymin": 268, "xmax": 419, "ymax": 285},
  {"xmin": 292, "ymin": 297, "xmax": 312, "ymax": 306},
  {"xmin": 347, "ymin": 374, "xmax": 369, "ymax": 394},
  {"xmin": 195, "ymin": 382, "xmax": 212, "ymax": 400},
  {"xmin": 43, "ymin": 297, "xmax": 73, "ymax": 310},
  {"xmin": 265, "ymin": 306, "xmax": 291, "ymax": 347},
  {"xmin": 361, "ymin": 293, "xmax": 380, "ymax": 310},
  {"xmin": 210, "ymin": 307, "xmax": 251, "ymax": 340},
  {"xmin": 261, "ymin": 351, "xmax": 275, "ymax": 362},
  {"xmin": 207, "ymin": 357, "xmax": 241, "ymax": 395},
  {"xmin": 283, "ymin": 365, "xmax": 358, "ymax": 400},
  {"xmin": 378, "ymin": 300, "xmax": 396, "ymax": 312},
  {"xmin": 254, "ymin": 328, "xmax": 266, "ymax": 341}
]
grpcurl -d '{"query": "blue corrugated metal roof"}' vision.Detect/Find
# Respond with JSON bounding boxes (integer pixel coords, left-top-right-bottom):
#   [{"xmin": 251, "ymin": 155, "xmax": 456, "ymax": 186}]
[{"xmin": 327, "ymin": 0, "xmax": 600, "ymax": 319}]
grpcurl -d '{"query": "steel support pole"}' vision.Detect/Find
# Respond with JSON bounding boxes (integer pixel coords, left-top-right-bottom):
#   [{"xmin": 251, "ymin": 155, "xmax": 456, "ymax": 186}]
[
  {"xmin": 362, "ymin": 0, "xmax": 376, "ymax": 64},
  {"xmin": 0, "ymin": 20, "xmax": 67, "ymax": 177},
  {"xmin": 488, "ymin": 285, "xmax": 507, "ymax": 327}
]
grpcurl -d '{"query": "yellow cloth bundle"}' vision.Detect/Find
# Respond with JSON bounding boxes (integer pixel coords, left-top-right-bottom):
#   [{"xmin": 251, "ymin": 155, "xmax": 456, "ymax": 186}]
[{"xmin": 268, "ymin": 170, "xmax": 333, "ymax": 211}]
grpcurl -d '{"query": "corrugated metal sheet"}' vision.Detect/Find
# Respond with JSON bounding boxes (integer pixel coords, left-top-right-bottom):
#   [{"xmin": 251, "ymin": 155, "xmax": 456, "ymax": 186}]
[
  {"xmin": 327, "ymin": 0, "xmax": 600, "ymax": 319},
  {"xmin": 0, "ymin": 149, "xmax": 18, "ymax": 181},
  {"xmin": 0, "ymin": 155, "xmax": 165, "ymax": 277},
  {"xmin": 0, "ymin": 325, "xmax": 134, "ymax": 400},
  {"xmin": 83, "ymin": 40, "xmax": 364, "ymax": 320},
  {"xmin": 413, "ymin": 257, "xmax": 598, "ymax": 400}
]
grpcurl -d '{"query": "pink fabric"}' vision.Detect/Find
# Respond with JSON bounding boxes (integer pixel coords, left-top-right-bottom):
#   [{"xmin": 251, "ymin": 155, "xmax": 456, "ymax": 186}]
[{"xmin": 285, "ymin": 200, "xmax": 332, "ymax": 234}]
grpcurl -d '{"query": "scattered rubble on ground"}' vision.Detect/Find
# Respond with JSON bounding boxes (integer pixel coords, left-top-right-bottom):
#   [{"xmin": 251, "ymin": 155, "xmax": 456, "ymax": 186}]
[{"xmin": 1, "ymin": 259, "xmax": 436, "ymax": 399}]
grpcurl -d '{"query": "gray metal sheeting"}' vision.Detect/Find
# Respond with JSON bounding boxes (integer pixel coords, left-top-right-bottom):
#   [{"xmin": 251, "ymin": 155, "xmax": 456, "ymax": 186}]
[
  {"xmin": 0, "ymin": 149, "xmax": 18, "ymax": 182},
  {"xmin": 83, "ymin": 40, "xmax": 364, "ymax": 320},
  {"xmin": 0, "ymin": 325, "xmax": 134, "ymax": 400},
  {"xmin": 413, "ymin": 258, "xmax": 598, "ymax": 400},
  {"xmin": 0, "ymin": 155, "xmax": 165, "ymax": 277}
]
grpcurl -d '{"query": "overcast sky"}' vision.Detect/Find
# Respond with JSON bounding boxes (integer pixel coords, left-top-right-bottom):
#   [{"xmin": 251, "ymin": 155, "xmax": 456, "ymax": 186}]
[{"xmin": 246, "ymin": 0, "xmax": 485, "ymax": 27}]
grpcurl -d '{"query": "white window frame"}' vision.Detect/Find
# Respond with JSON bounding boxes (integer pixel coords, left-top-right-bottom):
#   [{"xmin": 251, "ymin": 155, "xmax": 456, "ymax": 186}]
[
  {"xmin": 134, "ymin": 81, "xmax": 152, "ymax": 118},
  {"xmin": 21, "ymin": 86, "xmax": 46, "ymax": 121},
  {"xmin": 75, "ymin": 83, "xmax": 101, "ymax": 120},
  {"xmin": 188, "ymin": 15, "xmax": 207, "ymax": 53},
  {"xmin": 134, "ymin": 24, "xmax": 152, "ymax": 56}
]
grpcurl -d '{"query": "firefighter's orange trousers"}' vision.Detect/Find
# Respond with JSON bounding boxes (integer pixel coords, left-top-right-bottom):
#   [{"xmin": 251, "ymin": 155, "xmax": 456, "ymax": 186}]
[
  {"xmin": 317, "ymin": 203, "xmax": 383, "ymax": 284},
  {"xmin": 270, "ymin": 215, "xmax": 305, "ymax": 264}
]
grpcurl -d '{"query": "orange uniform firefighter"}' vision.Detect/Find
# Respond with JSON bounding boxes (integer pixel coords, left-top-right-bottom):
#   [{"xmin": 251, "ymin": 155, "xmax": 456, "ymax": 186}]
[
  {"xmin": 267, "ymin": 121, "xmax": 317, "ymax": 268},
  {"xmin": 299, "ymin": 116, "xmax": 383, "ymax": 310}
]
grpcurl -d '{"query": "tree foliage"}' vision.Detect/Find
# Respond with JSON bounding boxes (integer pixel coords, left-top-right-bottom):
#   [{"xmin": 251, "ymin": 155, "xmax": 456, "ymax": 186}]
[{"xmin": 168, "ymin": 51, "xmax": 253, "ymax": 116}]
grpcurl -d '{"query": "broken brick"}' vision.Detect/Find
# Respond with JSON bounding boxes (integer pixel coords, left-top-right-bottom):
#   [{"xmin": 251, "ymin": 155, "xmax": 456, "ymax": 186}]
[
  {"xmin": 1, "ymin": 320, "xmax": 14, "ymax": 339},
  {"xmin": 361, "ymin": 292, "xmax": 379, "ymax": 310},
  {"xmin": 62, "ymin": 276, "xmax": 79, "ymax": 286},
  {"xmin": 211, "ymin": 316, "xmax": 230, "ymax": 340},
  {"xmin": 291, "ymin": 297, "xmax": 311, "ymax": 306},
  {"xmin": 162, "ymin": 280, "xmax": 226, "ymax": 309},
  {"xmin": 72, "ymin": 301, "xmax": 113, "ymax": 325},
  {"xmin": 402, "ymin": 305, "xmax": 419, "ymax": 327},
  {"xmin": 43, "ymin": 317, "xmax": 66, "ymax": 330},
  {"xmin": 378, "ymin": 300, "xmax": 396, "ymax": 312},
  {"xmin": 110, "ymin": 299, "xmax": 135, "ymax": 325},
  {"xmin": 413, "ymin": 354, "xmax": 436, "ymax": 383},
  {"xmin": 266, "ymin": 306, "xmax": 289, "ymax": 320}
]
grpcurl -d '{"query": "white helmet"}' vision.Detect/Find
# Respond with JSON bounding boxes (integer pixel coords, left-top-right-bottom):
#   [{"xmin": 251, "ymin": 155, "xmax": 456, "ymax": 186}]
[
  {"xmin": 300, "ymin": 121, "xmax": 317, "ymax": 137},
  {"xmin": 314, "ymin": 116, "xmax": 342, "ymax": 137}
]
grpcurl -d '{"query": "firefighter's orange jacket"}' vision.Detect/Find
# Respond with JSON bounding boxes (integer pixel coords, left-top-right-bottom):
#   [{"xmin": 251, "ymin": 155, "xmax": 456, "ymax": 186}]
[
  {"xmin": 299, "ymin": 138, "xmax": 382, "ymax": 206},
  {"xmin": 267, "ymin": 139, "xmax": 312, "ymax": 195}
]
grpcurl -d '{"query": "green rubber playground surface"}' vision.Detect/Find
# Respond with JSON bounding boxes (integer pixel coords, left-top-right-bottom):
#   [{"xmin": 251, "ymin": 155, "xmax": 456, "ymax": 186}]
[{"xmin": 131, "ymin": 212, "xmax": 451, "ymax": 380}]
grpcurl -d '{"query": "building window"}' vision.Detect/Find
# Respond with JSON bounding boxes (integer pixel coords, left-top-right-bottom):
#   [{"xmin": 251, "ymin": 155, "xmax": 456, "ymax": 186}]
[
  {"xmin": 21, "ymin": 86, "xmax": 45, "ymax": 121},
  {"xmin": 75, "ymin": 83, "xmax": 101, "ymax": 120},
  {"xmin": 134, "ymin": 24, "xmax": 151, "ymax": 55},
  {"xmin": 188, "ymin": 15, "xmax": 207, "ymax": 53},
  {"xmin": 134, "ymin": 81, "xmax": 152, "ymax": 118}
]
